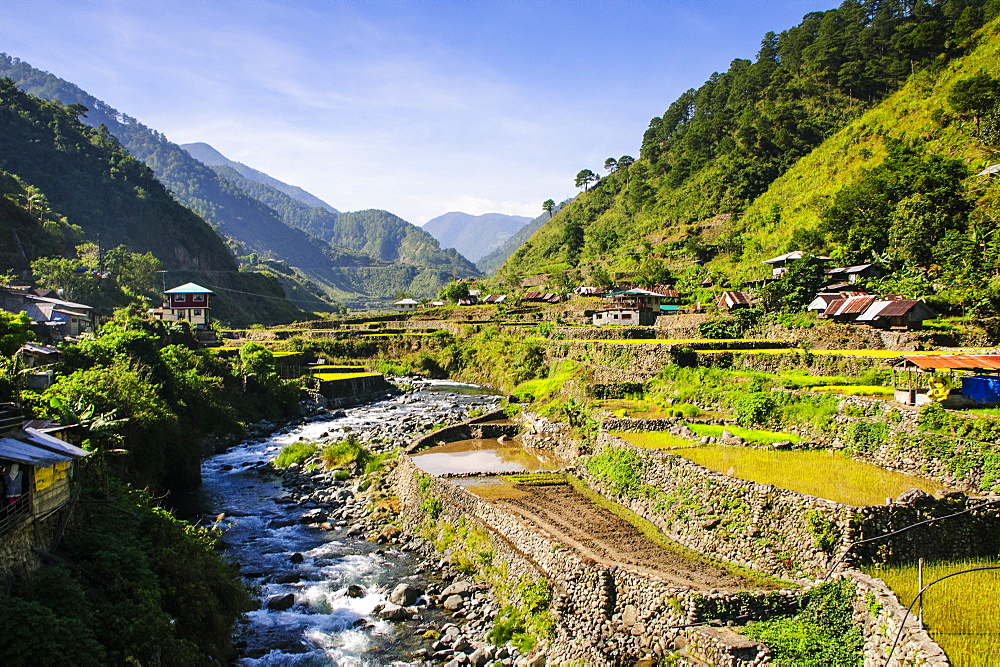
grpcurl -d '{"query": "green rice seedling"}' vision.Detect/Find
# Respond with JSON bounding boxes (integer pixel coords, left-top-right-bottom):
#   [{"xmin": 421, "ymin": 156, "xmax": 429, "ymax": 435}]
[
  {"xmin": 686, "ymin": 423, "xmax": 800, "ymax": 445},
  {"xmin": 613, "ymin": 431, "xmax": 696, "ymax": 449},
  {"xmin": 866, "ymin": 558, "xmax": 1000, "ymax": 666},
  {"xmin": 673, "ymin": 445, "xmax": 948, "ymax": 506},
  {"xmin": 811, "ymin": 385, "xmax": 894, "ymax": 397}
]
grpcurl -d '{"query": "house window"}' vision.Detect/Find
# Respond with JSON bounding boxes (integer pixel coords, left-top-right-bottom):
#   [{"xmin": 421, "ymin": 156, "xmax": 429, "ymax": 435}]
[
  {"xmin": 193, "ymin": 309, "xmax": 202, "ymax": 316},
  {"xmin": 193, "ymin": 294, "xmax": 205, "ymax": 303},
  {"xmin": 622, "ymin": 313, "xmax": 632, "ymax": 319}
]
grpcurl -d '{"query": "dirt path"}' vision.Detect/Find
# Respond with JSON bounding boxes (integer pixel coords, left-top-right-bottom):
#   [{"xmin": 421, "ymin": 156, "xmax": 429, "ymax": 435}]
[{"xmin": 497, "ymin": 483, "xmax": 757, "ymax": 590}]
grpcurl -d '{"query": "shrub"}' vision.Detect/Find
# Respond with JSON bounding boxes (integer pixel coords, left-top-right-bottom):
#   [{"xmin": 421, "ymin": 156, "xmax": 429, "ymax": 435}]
[
  {"xmin": 733, "ymin": 392, "xmax": 777, "ymax": 427},
  {"xmin": 843, "ymin": 421, "xmax": 889, "ymax": 453},
  {"xmin": 742, "ymin": 580, "xmax": 862, "ymax": 666},
  {"xmin": 273, "ymin": 441, "xmax": 319, "ymax": 469},
  {"xmin": 584, "ymin": 445, "xmax": 647, "ymax": 497}
]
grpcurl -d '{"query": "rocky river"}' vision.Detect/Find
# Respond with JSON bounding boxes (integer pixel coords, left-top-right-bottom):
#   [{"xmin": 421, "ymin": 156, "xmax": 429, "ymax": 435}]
[{"xmin": 183, "ymin": 380, "xmax": 526, "ymax": 666}]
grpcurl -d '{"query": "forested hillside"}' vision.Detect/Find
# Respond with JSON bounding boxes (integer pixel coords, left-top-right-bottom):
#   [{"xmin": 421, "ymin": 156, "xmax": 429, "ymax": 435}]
[
  {"xmin": 422, "ymin": 212, "xmax": 532, "ymax": 263},
  {"xmin": 503, "ymin": 0, "xmax": 1000, "ymax": 315},
  {"xmin": 181, "ymin": 141, "xmax": 339, "ymax": 213},
  {"xmin": 0, "ymin": 55, "xmax": 480, "ymax": 307},
  {"xmin": 477, "ymin": 203, "xmax": 567, "ymax": 275},
  {"xmin": 0, "ymin": 78, "xmax": 312, "ymax": 324}
]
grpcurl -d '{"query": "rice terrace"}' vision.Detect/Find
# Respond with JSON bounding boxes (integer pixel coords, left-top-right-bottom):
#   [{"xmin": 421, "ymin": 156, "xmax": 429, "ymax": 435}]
[{"xmin": 4, "ymin": 2, "xmax": 1000, "ymax": 665}]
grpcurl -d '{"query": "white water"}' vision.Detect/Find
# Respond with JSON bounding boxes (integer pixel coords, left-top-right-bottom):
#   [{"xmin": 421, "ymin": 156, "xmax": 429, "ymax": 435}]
[{"xmin": 186, "ymin": 385, "xmax": 500, "ymax": 665}]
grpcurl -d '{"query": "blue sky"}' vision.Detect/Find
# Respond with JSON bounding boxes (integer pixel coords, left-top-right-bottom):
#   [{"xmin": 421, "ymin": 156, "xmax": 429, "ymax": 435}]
[{"xmin": 2, "ymin": 0, "xmax": 836, "ymax": 224}]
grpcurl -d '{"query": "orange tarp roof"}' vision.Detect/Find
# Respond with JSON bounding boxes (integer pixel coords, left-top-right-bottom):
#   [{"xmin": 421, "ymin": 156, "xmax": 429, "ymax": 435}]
[{"xmin": 902, "ymin": 355, "xmax": 1000, "ymax": 370}]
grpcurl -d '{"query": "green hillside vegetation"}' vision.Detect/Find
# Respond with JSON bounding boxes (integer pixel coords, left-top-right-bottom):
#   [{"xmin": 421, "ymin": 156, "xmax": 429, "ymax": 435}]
[
  {"xmin": 211, "ymin": 165, "xmax": 480, "ymax": 306},
  {"xmin": 502, "ymin": 0, "xmax": 1000, "ymax": 316},
  {"xmin": 477, "ymin": 202, "xmax": 567, "ymax": 275},
  {"xmin": 0, "ymin": 54, "xmax": 479, "ymax": 307},
  {"xmin": 181, "ymin": 141, "xmax": 338, "ymax": 212},
  {"xmin": 0, "ymin": 80, "xmax": 310, "ymax": 324},
  {"xmin": 0, "ymin": 78, "xmax": 231, "ymax": 271}
]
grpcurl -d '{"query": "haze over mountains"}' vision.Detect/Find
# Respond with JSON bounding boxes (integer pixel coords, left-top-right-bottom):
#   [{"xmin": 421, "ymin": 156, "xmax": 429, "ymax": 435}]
[
  {"xmin": 421, "ymin": 212, "xmax": 532, "ymax": 265},
  {"xmin": 181, "ymin": 142, "xmax": 339, "ymax": 214}
]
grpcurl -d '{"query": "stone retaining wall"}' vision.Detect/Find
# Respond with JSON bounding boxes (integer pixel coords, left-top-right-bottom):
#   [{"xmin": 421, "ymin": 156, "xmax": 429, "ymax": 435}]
[
  {"xmin": 844, "ymin": 570, "xmax": 948, "ymax": 666},
  {"xmin": 404, "ymin": 410, "xmax": 509, "ymax": 453},
  {"xmin": 394, "ymin": 448, "xmax": 959, "ymax": 663},
  {"xmin": 393, "ymin": 458, "xmax": 814, "ymax": 664},
  {"xmin": 0, "ymin": 512, "xmax": 61, "ymax": 583},
  {"xmin": 316, "ymin": 374, "xmax": 395, "ymax": 407},
  {"xmin": 587, "ymin": 433, "xmax": 853, "ymax": 579}
]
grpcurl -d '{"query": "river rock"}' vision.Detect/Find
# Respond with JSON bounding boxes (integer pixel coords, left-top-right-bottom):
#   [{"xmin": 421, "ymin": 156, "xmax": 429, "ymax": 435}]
[
  {"xmin": 469, "ymin": 647, "xmax": 493, "ymax": 667},
  {"xmin": 289, "ymin": 552, "xmax": 305, "ymax": 564},
  {"xmin": 275, "ymin": 573, "xmax": 301, "ymax": 584},
  {"xmin": 346, "ymin": 584, "xmax": 367, "ymax": 598},
  {"xmin": 379, "ymin": 525, "xmax": 403, "ymax": 543},
  {"xmin": 265, "ymin": 593, "xmax": 295, "ymax": 611},
  {"xmin": 442, "ymin": 580, "xmax": 473, "ymax": 597},
  {"xmin": 378, "ymin": 603, "xmax": 411, "ymax": 622},
  {"xmin": 443, "ymin": 595, "xmax": 465, "ymax": 611},
  {"xmin": 390, "ymin": 583, "xmax": 423, "ymax": 606}
]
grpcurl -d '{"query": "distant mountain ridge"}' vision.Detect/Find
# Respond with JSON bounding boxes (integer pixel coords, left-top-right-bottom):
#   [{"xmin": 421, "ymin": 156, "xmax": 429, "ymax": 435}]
[
  {"xmin": 0, "ymin": 54, "xmax": 480, "ymax": 307},
  {"xmin": 0, "ymin": 78, "xmax": 309, "ymax": 325},
  {"xmin": 422, "ymin": 212, "xmax": 531, "ymax": 263},
  {"xmin": 181, "ymin": 142, "xmax": 338, "ymax": 213}
]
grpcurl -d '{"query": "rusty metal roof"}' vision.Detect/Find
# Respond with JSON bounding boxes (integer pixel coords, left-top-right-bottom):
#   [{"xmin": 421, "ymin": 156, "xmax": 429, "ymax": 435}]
[
  {"xmin": 719, "ymin": 290, "xmax": 751, "ymax": 305},
  {"xmin": 830, "ymin": 295, "xmax": 877, "ymax": 316},
  {"xmin": 873, "ymin": 299, "xmax": 920, "ymax": 317},
  {"xmin": 902, "ymin": 355, "xmax": 1000, "ymax": 370}
]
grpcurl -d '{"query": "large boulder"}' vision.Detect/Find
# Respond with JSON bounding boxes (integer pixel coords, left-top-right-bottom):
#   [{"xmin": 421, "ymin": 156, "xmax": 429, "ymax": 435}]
[
  {"xmin": 897, "ymin": 488, "xmax": 935, "ymax": 507},
  {"xmin": 390, "ymin": 583, "xmax": 423, "ymax": 606},
  {"xmin": 378, "ymin": 603, "xmax": 411, "ymax": 622},
  {"xmin": 443, "ymin": 595, "xmax": 465, "ymax": 611},
  {"xmin": 442, "ymin": 580, "xmax": 473, "ymax": 597},
  {"xmin": 265, "ymin": 593, "xmax": 296, "ymax": 611}
]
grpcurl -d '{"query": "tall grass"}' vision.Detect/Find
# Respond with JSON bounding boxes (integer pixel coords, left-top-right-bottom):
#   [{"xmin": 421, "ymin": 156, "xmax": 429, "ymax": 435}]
[
  {"xmin": 673, "ymin": 445, "xmax": 948, "ymax": 506},
  {"xmin": 865, "ymin": 558, "xmax": 1000, "ymax": 667}
]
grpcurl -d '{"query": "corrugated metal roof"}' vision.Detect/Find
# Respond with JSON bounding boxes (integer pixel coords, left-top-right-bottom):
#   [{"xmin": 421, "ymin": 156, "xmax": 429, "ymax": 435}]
[
  {"xmin": 874, "ymin": 299, "xmax": 920, "ymax": 317},
  {"xmin": 856, "ymin": 300, "xmax": 893, "ymax": 321},
  {"xmin": 164, "ymin": 282, "xmax": 213, "ymax": 294},
  {"xmin": 822, "ymin": 298, "xmax": 845, "ymax": 316},
  {"xmin": 838, "ymin": 295, "xmax": 878, "ymax": 315},
  {"xmin": 23, "ymin": 428, "xmax": 90, "ymax": 458},
  {"xmin": 903, "ymin": 355, "xmax": 1000, "ymax": 370},
  {"xmin": 0, "ymin": 438, "xmax": 73, "ymax": 467}
]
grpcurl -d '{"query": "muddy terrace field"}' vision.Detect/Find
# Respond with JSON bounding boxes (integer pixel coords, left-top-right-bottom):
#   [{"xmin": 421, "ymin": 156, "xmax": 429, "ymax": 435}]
[{"xmin": 494, "ymin": 482, "xmax": 766, "ymax": 590}]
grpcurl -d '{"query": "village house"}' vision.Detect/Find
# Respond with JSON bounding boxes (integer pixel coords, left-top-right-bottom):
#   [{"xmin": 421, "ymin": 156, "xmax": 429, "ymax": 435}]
[
  {"xmin": 823, "ymin": 263, "xmax": 882, "ymax": 284},
  {"xmin": 0, "ymin": 405, "xmax": 90, "ymax": 575},
  {"xmin": 149, "ymin": 282, "xmax": 214, "ymax": 327},
  {"xmin": 855, "ymin": 298, "xmax": 936, "ymax": 330},
  {"xmin": 592, "ymin": 288, "xmax": 664, "ymax": 326},
  {"xmin": 717, "ymin": 290, "xmax": 752, "ymax": 311},
  {"xmin": 762, "ymin": 251, "xmax": 832, "ymax": 278},
  {"xmin": 393, "ymin": 298, "xmax": 420, "ymax": 312},
  {"xmin": 0, "ymin": 286, "xmax": 95, "ymax": 341}
]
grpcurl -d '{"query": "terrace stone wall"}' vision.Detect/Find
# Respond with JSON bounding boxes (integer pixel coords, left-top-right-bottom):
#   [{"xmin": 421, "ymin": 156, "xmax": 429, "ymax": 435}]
[
  {"xmin": 393, "ymin": 457, "xmax": 811, "ymax": 665},
  {"xmin": 404, "ymin": 409, "xmax": 509, "ymax": 453},
  {"xmin": 843, "ymin": 570, "xmax": 948, "ymax": 667},
  {"xmin": 585, "ymin": 434, "xmax": 1000, "ymax": 577},
  {"xmin": 587, "ymin": 433, "xmax": 854, "ymax": 579}
]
